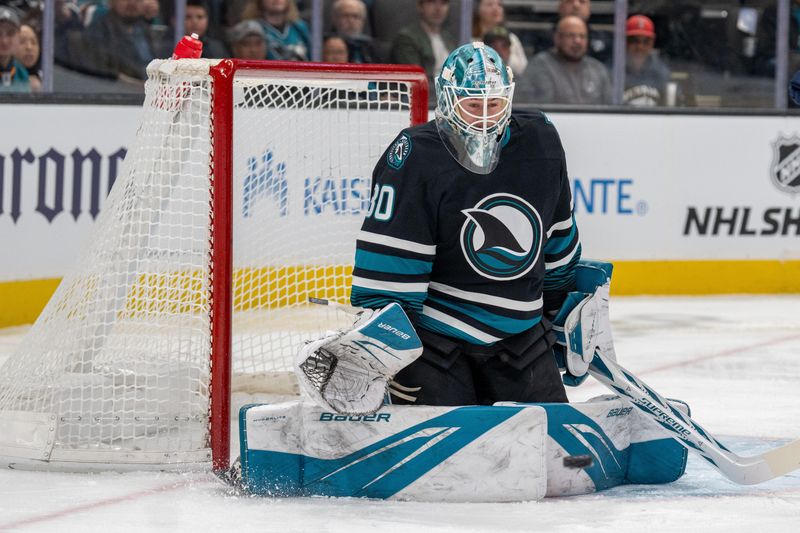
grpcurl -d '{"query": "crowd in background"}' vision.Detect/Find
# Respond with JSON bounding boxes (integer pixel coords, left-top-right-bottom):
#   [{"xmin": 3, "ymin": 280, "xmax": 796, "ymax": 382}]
[{"xmin": 0, "ymin": 0, "xmax": 798, "ymax": 108}]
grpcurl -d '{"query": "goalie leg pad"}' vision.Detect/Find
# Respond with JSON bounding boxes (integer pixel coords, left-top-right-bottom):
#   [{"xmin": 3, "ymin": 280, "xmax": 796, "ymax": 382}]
[
  {"xmin": 238, "ymin": 401, "xmax": 548, "ymax": 502},
  {"xmin": 235, "ymin": 396, "xmax": 689, "ymax": 501},
  {"xmin": 498, "ymin": 395, "xmax": 689, "ymax": 496}
]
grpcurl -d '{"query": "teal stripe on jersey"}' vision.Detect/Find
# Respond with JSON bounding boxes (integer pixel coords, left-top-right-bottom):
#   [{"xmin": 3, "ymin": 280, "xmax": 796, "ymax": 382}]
[
  {"xmin": 427, "ymin": 295, "xmax": 542, "ymax": 336},
  {"xmin": 350, "ymin": 286, "xmax": 427, "ymax": 312},
  {"xmin": 543, "ymin": 222, "xmax": 577, "ymax": 255},
  {"xmin": 544, "ymin": 246, "xmax": 581, "ymax": 289},
  {"xmin": 354, "ymin": 249, "xmax": 433, "ymax": 276},
  {"xmin": 546, "ymin": 242, "xmax": 582, "ymax": 271},
  {"xmin": 416, "ymin": 314, "xmax": 489, "ymax": 345}
]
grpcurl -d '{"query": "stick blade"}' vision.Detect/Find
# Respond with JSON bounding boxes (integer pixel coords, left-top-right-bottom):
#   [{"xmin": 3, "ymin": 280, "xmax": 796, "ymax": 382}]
[
  {"xmin": 714, "ymin": 439, "xmax": 800, "ymax": 486},
  {"xmin": 763, "ymin": 438, "xmax": 800, "ymax": 480}
]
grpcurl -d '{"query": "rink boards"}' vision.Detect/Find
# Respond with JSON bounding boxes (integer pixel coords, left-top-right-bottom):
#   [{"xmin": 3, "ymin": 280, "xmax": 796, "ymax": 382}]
[{"xmin": 3, "ymin": 107, "xmax": 800, "ymax": 328}]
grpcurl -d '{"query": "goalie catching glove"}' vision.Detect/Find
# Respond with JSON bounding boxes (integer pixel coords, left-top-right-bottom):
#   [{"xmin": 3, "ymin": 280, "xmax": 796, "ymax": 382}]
[
  {"xmin": 552, "ymin": 260, "xmax": 617, "ymax": 387},
  {"xmin": 295, "ymin": 302, "xmax": 423, "ymax": 415}
]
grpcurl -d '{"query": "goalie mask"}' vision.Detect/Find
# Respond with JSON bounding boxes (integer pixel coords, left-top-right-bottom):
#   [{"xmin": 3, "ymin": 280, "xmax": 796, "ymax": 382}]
[{"xmin": 435, "ymin": 42, "xmax": 515, "ymax": 175}]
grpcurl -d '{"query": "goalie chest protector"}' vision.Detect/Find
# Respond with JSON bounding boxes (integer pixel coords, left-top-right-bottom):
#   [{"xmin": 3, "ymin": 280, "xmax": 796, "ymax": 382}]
[{"xmin": 235, "ymin": 396, "xmax": 688, "ymax": 501}]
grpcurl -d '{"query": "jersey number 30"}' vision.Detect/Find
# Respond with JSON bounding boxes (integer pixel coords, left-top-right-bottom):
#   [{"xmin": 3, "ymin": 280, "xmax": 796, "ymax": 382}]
[{"xmin": 366, "ymin": 184, "xmax": 395, "ymax": 222}]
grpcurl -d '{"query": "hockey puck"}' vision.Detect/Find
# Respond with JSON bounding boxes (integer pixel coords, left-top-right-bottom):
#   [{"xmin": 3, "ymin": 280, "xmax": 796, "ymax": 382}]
[{"xmin": 563, "ymin": 455, "xmax": 593, "ymax": 468}]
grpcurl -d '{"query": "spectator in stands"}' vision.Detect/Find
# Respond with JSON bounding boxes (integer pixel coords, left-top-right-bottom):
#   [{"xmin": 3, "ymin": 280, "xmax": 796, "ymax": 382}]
[
  {"xmin": 205, "ymin": 0, "xmax": 229, "ymax": 29},
  {"xmin": 391, "ymin": 0, "xmax": 456, "ymax": 101},
  {"xmin": 563, "ymin": 0, "xmax": 613, "ymax": 63},
  {"xmin": 525, "ymin": 15, "xmax": 611, "ymax": 105},
  {"xmin": 140, "ymin": 0, "xmax": 171, "ymax": 47},
  {"xmin": 241, "ymin": 0, "xmax": 310, "ymax": 61},
  {"xmin": 183, "ymin": 0, "xmax": 229, "ymax": 58},
  {"xmin": 472, "ymin": 0, "xmax": 526, "ymax": 74},
  {"xmin": 530, "ymin": 0, "xmax": 611, "ymax": 64},
  {"xmin": 559, "ymin": 0, "xmax": 590, "ymax": 22},
  {"xmin": 483, "ymin": 25, "xmax": 536, "ymax": 103},
  {"xmin": 140, "ymin": 0, "xmax": 163, "ymax": 25},
  {"xmin": 0, "ymin": 6, "xmax": 30, "ymax": 93},
  {"xmin": 229, "ymin": 19, "xmax": 269, "ymax": 60},
  {"xmin": 79, "ymin": 1, "xmax": 104, "ymax": 25},
  {"xmin": 784, "ymin": 0, "xmax": 800, "ymax": 105},
  {"xmin": 322, "ymin": 34, "xmax": 349, "ymax": 63},
  {"xmin": 53, "ymin": 0, "xmax": 86, "ymax": 71},
  {"xmin": 483, "ymin": 25, "xmax": 510, "ymax": 62},
  {"xmin": 790, "ymin": 68, "xmax": 800, "ymax": 106},
  {"xmin": 84, "ymin": 0, "xmax": 170, "ymax": 81},
  {"xmin": 624, "ymin": 14, "xmax": 671, "ymax": 107},
  {"xmin": 331, "ymin": 0, "xmax": 366, "ymax": 37},
  {"xmin": 15, "ymin": 23, "xmax": 40, "ymax": 91},
  {"xmin": 331, "ymin": 0, "xmax": 375, "ymax": 63}
]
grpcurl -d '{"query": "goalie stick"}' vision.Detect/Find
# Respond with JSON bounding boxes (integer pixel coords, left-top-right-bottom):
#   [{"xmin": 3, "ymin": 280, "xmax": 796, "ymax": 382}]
[
  {"xmin": 308, "ymin": 297, "xmax": 363, "ymax": 315},
  {"xmin": 589, "ymin": 348, "xmax": 800, "ymax": 485}
]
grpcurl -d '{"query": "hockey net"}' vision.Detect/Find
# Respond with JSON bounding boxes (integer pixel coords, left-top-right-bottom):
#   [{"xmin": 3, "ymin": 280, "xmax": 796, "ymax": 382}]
[{"xmin": 0, "ymin": 59, "xmax": 427, "ymax": 471}]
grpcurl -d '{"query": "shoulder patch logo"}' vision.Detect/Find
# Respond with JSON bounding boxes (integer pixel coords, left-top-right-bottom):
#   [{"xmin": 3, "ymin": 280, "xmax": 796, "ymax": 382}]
[
  {"xmin": 460, "ymin": 193, "xmax": 543, "ymax": 281},
  {"xmin": 387, "ymin": 133, "xmax": 412, "ymax": 169}
]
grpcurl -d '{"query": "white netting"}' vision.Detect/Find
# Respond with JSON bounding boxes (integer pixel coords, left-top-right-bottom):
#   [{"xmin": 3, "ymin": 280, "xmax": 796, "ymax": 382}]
[{"xmin": 0, "ymin": 59, "xmax": 419, "ymax": 469}]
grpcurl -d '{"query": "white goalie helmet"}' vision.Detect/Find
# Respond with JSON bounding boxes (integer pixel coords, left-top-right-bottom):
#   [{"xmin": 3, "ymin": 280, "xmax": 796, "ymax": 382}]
[{"xmin": 435, "ymin": 41, "xmax": 515, "ymax": 175}]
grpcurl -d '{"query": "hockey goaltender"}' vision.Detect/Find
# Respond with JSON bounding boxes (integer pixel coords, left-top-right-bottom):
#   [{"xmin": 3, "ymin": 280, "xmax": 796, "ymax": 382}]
[{"xmin": 224, "ymin": 43, "xmax": 800, "ymax": 501}]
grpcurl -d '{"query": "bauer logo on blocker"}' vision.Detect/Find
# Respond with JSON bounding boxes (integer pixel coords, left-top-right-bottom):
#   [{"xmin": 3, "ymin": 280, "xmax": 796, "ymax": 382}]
[{"xmin": 460, "ymin": 193, "xmax": 542, "ymax": 280}]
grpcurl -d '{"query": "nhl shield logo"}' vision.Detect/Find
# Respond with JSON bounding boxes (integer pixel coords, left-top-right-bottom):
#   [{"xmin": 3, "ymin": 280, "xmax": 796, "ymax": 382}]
[
  {"xmin": 460, "ymin": 193, "xmax": 543, "ymax": 281},
  {"xmin": 771, "ymin": 135, "xmax": 800, "ymax": 193}
]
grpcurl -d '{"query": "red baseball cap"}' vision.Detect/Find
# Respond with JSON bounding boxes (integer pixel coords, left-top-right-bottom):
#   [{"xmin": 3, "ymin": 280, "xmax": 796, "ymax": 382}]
[{"xmin": 626, "ymin": 15, "xmax": 655, "ymax": 38}]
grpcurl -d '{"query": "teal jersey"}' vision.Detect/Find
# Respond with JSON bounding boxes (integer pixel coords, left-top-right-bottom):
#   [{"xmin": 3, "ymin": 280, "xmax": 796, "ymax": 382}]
[
  {"xmin": 261, "ymin": 19, "xmax": 310, "ymax": 61},
  {"xmin": 0, "ymin": 58, "xmax": 30, "ymax": 93}
]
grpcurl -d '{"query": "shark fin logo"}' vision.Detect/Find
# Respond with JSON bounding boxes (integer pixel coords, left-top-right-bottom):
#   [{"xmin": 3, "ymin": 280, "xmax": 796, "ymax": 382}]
[{"xmin": 460, "ymin": 193, "xmax": 542, "ymax": 280}]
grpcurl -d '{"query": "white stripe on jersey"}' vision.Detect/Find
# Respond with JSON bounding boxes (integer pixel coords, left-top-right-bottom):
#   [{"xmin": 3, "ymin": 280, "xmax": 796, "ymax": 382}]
[
  {"xmin": 357, "ymin": 230, "xmax": 437, "ymax": 255},
  {"xmin": 421, "ymin": 305, "xmax": 502, "ymax": 344},
  {"xmin": 546, "ymin": 215, "xmax": 573, "ymax": 238},
  {"xmin": 428, "ymin": 282, "xmax": 543, "ymax": 312},
  {"xmin": 351, "ymin": 276, "xmax": 429, "ymax": 293},
  {"xmin": 545, "ymin": 242, "xmax": 580, "ymax": 270}
]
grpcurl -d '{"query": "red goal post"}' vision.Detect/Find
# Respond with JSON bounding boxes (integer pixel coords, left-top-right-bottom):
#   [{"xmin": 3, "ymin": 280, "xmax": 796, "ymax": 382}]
[
  {"xmin": 0, "ymin": 59, "xmax": 428, "ymax": 472},
  {"xmin": 208, "ymin": 60, "xmax": 428, "ymax": 470}
]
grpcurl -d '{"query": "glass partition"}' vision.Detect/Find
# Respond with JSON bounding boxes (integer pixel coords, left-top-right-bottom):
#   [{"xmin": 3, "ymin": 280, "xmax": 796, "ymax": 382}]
[
  {"xmin": 630, "ymin": 0, "xmax": 779, "ymax": 109},
  {"xmin": 504, "ymin": 0, "xmax": 792, "ymax": 109},
  {"xmin": 0, "ymin": 0, "xmax": 798, "ymax": 110}
]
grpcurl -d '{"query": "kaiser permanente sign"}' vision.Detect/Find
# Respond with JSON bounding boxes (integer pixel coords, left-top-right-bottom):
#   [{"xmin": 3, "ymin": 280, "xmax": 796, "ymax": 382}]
[{"xmin": 0, "ymin": 104, "xmax": 798, "ymax": 326}]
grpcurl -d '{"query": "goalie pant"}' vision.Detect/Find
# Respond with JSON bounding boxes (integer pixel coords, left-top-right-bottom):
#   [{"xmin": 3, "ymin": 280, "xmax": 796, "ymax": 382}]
[{"xmin": 389, "ymin": 320, "xmax": 568, "ymax": 405}]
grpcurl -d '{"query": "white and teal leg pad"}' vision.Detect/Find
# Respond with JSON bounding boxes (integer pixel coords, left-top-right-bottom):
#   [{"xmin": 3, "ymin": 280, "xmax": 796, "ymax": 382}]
[
  {"xmin": 538, "ymin": 396, "xmax": 689, "ymax": 496},
  {"xmin": 236, "ymin": 396, "xmax": 688, "ymax": 501},
  {"xmin": 238, "ymin": 402, "xmax": 548, "ymax": 502}
]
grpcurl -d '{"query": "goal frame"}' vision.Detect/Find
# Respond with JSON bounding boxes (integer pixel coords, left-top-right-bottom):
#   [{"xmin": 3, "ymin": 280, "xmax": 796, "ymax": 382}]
[{"xmin": 208, "ymin": 59, "xmax": 428, "ymax": 471}]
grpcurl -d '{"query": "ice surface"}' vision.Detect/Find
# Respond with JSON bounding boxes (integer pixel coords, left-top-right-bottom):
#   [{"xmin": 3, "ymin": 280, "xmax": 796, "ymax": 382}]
[{"xmin": 0, "ymin": 296, "xmax": 798, "ymax": 532}]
